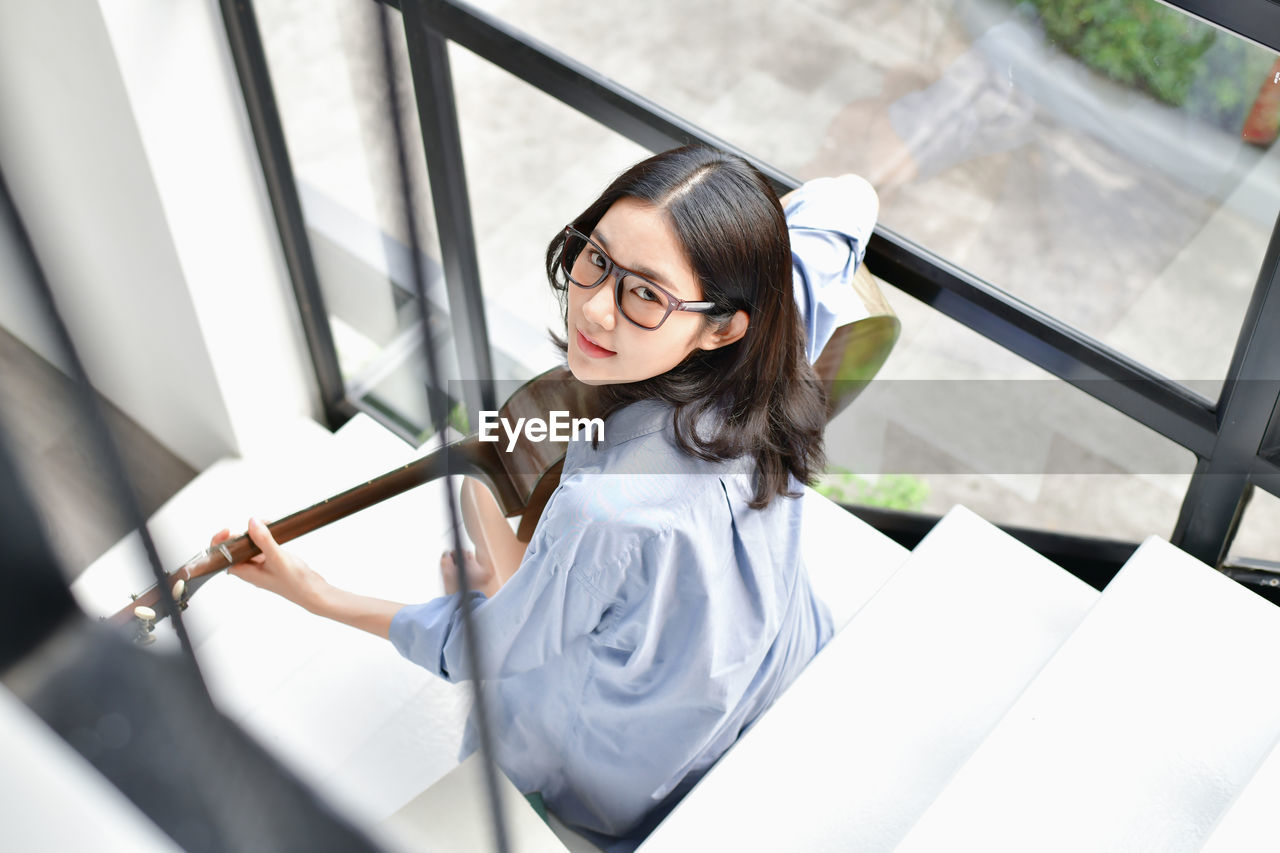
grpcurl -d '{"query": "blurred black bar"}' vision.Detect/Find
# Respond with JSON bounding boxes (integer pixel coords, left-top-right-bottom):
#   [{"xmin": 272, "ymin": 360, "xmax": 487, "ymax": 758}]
[{"xmin": 6, "ymin": 616, "xmax": 390, "ymax": 853}]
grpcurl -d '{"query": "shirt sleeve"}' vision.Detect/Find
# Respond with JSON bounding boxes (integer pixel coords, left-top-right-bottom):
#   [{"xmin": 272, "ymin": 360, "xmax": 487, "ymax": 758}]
[
  {"xmin": 785, "ymin": 174, "xmax": 880, "ymax": 363},
  {"xmin": 388, "ymin": 494, "xmax": 637, "ymax": 683}
]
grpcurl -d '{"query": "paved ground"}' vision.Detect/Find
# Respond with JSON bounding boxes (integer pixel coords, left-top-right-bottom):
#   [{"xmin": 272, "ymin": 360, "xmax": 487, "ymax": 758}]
[{"xmin": 255, "ymin": 0, "xmax": 1280, "ymax": 556}]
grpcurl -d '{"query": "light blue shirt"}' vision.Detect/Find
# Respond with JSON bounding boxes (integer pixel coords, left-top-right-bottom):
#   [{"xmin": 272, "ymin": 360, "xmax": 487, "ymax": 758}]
[
  {"xmin": 389, "ymin": 176, "xmax": 877, "ymax": 848},
  {"xmin": 786, "ymin": 174, "xmax": 878, "ymax": 362}
]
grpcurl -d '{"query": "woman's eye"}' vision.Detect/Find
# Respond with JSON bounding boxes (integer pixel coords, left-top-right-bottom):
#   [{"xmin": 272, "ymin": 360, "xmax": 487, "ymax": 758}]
[
  {"xmin": 587, "ymin": 250, "xmax": 606, "ymax": 269},
  {"xmin": 633, "ymin": 285, "xmax": 661, "ymax": 304}
]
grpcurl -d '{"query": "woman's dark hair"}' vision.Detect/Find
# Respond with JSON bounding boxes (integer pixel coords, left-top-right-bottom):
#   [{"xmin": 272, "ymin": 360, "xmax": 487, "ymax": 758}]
[{"xmin": 545, "ymin": 146, "xmax": 827, "ymax": 509}]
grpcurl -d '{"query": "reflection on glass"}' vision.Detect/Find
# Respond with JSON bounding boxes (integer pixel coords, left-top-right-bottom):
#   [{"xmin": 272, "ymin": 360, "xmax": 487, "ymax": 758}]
[
  {"xmin": 818, "ymin": 301, "xmax": 1197, "ymax": 542},
  {"xmin": 448, "ymin": 42, "xmax": 650, "ymax": 383},
  {"xmin": 257, "ymin": 0, "xmax": 458, "ymax": 438},
  {"xmin": 473, "ymin": 0, "xmax": 1280, "ymax": 395}
]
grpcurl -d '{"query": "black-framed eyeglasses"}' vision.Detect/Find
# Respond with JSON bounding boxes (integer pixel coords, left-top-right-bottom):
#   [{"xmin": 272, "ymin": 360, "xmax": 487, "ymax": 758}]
[{"xmin": 558, "ymin": 225, "xmax": 718, "ymax": 330}]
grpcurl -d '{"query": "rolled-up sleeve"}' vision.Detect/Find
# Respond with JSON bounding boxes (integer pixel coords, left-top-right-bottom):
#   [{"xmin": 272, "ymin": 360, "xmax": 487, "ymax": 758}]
[
  {"xmin": 389, "ymin": 511, "xmax": 634, "ymax": 682},
  {"xmin": 786, "ymin": 174, "xmax": 880, "ymax": 363}
]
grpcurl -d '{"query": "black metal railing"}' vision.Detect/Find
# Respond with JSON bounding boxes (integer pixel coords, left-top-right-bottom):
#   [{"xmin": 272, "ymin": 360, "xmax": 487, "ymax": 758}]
[
  {"xmin": 227, "ymin": 0, "xmax": 1280, "ymax": 570},
  {"xmin": 204, "ymin": 0, "xmax": 1280, "ymax": 582}
]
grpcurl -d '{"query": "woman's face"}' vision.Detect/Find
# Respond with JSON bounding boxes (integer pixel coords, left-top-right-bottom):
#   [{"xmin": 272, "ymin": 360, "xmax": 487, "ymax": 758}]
[{"xmin": 566, "ymin": 197, "xmax": 733, "ymax": 386}]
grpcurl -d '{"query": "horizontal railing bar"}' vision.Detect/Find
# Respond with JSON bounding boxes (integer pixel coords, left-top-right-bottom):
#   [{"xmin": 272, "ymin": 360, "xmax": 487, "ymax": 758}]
[
  {"xmin": 868, "ymin": 229, "xmax": 1220, "ymax": 457},
  {"xmin": 404, "ymin": 0, "xmax": 795, "ymax": 190},
  {"xmin": 1158, "ymin": 0, "xmax": 1280, "ymax": 54}
]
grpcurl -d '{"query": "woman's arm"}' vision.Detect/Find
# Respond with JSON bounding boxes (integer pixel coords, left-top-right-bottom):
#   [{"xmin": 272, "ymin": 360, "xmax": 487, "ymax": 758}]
[
  {"xmin": 212, "ymin": 520, "xmax": 405, "ymax": 640},
  {"xmin": 454, "ymin": 476, "xmax": 530, "ymax": 593}
]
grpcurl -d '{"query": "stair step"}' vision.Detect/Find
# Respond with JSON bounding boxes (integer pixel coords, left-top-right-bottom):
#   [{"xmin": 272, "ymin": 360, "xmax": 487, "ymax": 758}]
[
  {"xmin": 381, "ymin": 753, "xmax": 569, "ymax": 852},
  {"xmin": 798, "ymin": 486, "xmax": 910, "ymax": 630},
  {"xmin": 641, "ymin": 505, "xmax": 1097, "ymax": 852},
  {"xmin": 894, "ymin": 537, "xmax": 1280, "ymax": 853},
  {"xmin": 1198, "ymin": 733, "xmax": 1280, "ymax": 853},
  {"xmin": 71, "ymin": 414, "xmax": 406, "ymax": 619}
]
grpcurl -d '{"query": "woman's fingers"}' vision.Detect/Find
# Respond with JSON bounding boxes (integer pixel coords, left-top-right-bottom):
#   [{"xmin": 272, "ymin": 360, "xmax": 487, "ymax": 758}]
[
  {"xmin": 209, "ymin": 524, "xmax": 270, "ymax": 571},
  {"xmin": 246, "ymin": 517, "xmax": 282, "ymax": 558},
  {"xmin": 441, "ymin": 548, "xmax": 496, "ymax": 597}
]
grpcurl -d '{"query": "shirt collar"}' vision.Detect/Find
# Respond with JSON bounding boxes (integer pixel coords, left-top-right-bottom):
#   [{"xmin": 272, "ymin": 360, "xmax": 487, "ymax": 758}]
[
  {"xmin": 563, "ymin": 396, "xmax": 749, "ymax": 478},
  {"xmin": 573, "ymin": 397, "xmax": 729, "ymax": 453},
  {"xmin": 594, "ymin": 398, "xmax": 674, "ymax": 452}
]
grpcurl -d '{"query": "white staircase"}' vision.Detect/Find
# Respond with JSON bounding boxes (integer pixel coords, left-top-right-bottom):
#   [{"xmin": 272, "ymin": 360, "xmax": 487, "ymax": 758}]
[
  {"xmin": 1200, "ymin": 734, "xmax": 1280, "ymax": 853},
  {"xmin": 640, "ymin": 506, "xmax": 1098, "ymax": 852},
  {"xmin": 642, "ymin": 516, "xmax": 1280, "ymax": 852},
  {"xmin": 893, "ymin": 537, "xmax": 1280, "ymax": 853},
  {"xmin": 68, "ymin": 413, "xmax": 910, "ymax": 850},
  {"xmin": 64, "ymin": 414, "xmax": 1280, "ymax": 852}
]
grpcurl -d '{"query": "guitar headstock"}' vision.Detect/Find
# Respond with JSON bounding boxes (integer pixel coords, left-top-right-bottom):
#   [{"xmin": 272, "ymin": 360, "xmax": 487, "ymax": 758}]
[{"xmin": 106, "ymin": 540, "xmax": 241, "ymax": 642}]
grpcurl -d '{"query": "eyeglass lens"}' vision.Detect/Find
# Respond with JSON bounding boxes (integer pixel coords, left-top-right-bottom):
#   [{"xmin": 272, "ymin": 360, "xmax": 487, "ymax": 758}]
[{"xmin": 563, "ymin": 231, "xmax": 672, "ymax": 329}]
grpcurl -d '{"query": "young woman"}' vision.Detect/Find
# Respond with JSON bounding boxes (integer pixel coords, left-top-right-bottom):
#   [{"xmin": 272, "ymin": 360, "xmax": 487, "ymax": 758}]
[{"xmin": 212, "ymin": 146, "xmax": 879, "ymax": 850}]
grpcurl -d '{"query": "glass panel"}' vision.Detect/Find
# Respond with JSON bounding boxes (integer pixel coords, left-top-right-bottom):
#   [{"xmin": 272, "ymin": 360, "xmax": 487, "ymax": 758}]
[
  {"xmin": 818, "ymin": 291, "xmax": 1198, "ymax": 542},
  {"xmin": 1226, "ymin": 482, "xmax": 1280, "ymax": 563},
  {"xmin": 472, "ymin": 0, "xmax": 1280, "ymax": 397},
  {"xmin": 448, "ymin": 41, "xmax": 650, "ymax": 385},
  {"xmin": 257, "ymin": 0, "xmax": 457, "ymax": 439}
]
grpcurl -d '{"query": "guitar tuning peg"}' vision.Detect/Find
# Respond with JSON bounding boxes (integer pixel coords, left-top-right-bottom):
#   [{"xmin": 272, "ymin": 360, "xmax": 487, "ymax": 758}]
[
  {"xmin": 171, "ymin": 579, "xmax": 186, "ymax": 601},
  {"xmin": 132, "ymin": 605, "xmax": 157, "ymax": 645},
  {"xmin": 131, "ymin": 601, "xmax": 157, "ymax": 640}
]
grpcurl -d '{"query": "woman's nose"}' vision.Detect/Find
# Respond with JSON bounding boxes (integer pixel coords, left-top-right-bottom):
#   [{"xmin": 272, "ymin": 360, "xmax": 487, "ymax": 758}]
[{"xmin": 582, "ymin": 282, "xmax": 616, "ymax": 331}]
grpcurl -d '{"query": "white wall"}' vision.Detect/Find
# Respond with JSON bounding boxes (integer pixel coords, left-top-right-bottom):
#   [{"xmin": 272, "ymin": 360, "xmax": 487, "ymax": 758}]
[
  {"xmin": 0, "ymin": 0, "xmax": 319, "ymax": 469},
  {"xmin": 0, "ymin": 195, "xmax": 66, "ymax": 374}
]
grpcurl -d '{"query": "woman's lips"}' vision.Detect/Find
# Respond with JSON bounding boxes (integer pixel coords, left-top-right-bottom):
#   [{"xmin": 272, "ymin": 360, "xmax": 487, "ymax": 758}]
[{"xmin": 576, "ymin": 329, "xmax": 616, "ymax": 358}]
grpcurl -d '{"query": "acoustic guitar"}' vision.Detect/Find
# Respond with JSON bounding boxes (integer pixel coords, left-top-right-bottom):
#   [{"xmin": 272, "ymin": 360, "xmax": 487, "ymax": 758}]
[{"xmin": 110, "ymin": 265, "xmax": 899, "ymax": 642}]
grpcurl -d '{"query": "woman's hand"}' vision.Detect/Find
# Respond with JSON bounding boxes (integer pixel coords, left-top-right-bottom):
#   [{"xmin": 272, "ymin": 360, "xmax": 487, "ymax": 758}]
[
  {"xmin": 441, "ymin": 548, "xmax": 498, "ymax": 598},
  {"xmin": 212, "ymin": 518, "xmax": 331, "ymax": 614},
  {"xmin": 457, "ymin": 476, "xmax": 530, "ymax": 594}
]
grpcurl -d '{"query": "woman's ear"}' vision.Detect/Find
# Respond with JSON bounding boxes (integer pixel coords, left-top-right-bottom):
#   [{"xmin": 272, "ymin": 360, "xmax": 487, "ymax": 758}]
[{"xmin": 698, "ymin": 309, "xmax": 749, "ymax": 351}]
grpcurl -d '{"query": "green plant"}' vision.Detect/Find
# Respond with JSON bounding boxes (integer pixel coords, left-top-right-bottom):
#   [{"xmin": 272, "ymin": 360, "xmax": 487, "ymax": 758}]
[
  {"xmin": 814, "ymin": 466, "xmax": 930, "ymax": 511},
  {"xmin": 1025, "ymin": 0, "xmax": 1214, "ymax": 106},
  {"xmin": 447, "ymin": 401, "xmax": 470, "ymax": 435}
]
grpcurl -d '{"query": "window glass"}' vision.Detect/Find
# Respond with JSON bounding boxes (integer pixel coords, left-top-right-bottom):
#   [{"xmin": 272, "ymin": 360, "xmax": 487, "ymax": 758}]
[
  {"xmin": 1226, "ymin": 482, "xmax": 1280, "ymax": 564},
  {"xmin": 257, "ymin": 0, "xmax": 454, "ymax": 440},
  {"xmin": 471, "ymin": 0, "xmax": 1280, "ymax": 398},
  {"xmin": 819, "ymin": 288, "xmax": 1198, "ymax": 542},
  {"xmin": 448, "ymin": 42, "xmax": 650, "ymax": 386}
]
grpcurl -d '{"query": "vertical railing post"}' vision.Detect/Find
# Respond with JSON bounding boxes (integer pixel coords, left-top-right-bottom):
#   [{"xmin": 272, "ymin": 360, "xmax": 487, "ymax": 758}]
[
  {"xmin": 1173, "ymin": 209, "xmax": 1280, "ymax": 565},
  {"xmin": 400, "ymin": 1, "xmax": 497, "ymax": 428}
]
